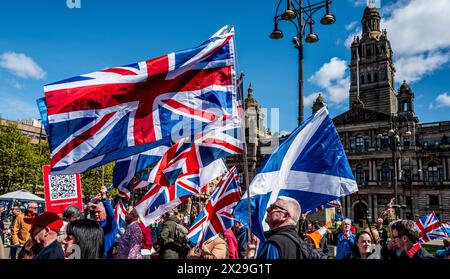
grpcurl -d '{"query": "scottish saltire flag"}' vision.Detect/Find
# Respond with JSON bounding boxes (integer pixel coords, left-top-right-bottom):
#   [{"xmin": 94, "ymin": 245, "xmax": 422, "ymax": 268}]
[
  {"xmin": 233, "ymin": 107, "xmax": 358, "ymax": 242},
  {"xmin": 39, "ymin": 25, "xmax": 238, "ymax": 174},
  {"xmin": 416, "ymin": 212, "xmax": 448, "ymax": 243},
  {"xmin": 135, "ymin": 159, "xmax": 227, "ymax": 226},
  {"xmin": 114, "ymin": 199, "xmax": 127, "ymax": 231},
  {"xmin": 187, "ymin": 166, "xmax": 241, "ymax": 246},
  {"xmin": 112, "ymin": 144, "xmax": 170, "ymax": 199},
  {"xmin": 304, "ymin": 198, "xmax": 341, "ymax": 215},
  {"xmin": 134, "ymin": 116, "xmax": 243, "ymax": 193}
]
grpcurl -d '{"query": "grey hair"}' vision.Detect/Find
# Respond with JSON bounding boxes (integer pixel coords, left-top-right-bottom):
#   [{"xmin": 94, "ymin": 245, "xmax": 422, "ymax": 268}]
[
  {"xmin": 389, "ymin": 219, "xmax": 421, "ymax": 243},
  {"xmin": 28, "ymin": 201, "xmax": 38, "ymax": 207},
  {"xmin": 63, "ymin": 205, "xmax": 82, "ymax": 222},
  {"xmin": 277, "ymin": 196, "xmax": 301, "ymax": 224},
  {"xmin": 343, "ymin": 218, "xmax": 352, "ymax": 224}
]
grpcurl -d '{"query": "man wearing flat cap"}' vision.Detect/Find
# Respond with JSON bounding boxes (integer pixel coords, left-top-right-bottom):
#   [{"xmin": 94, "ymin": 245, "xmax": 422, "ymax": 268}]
[{"xmin": 25, "ymin": 211, "xmax": 64, "ymax": 259}]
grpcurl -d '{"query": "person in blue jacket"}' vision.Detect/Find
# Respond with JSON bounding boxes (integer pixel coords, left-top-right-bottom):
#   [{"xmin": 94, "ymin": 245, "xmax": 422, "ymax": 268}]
[
  {"xmin": 94, "ymin": 186, "xmax": 118, "ymax": 259},
  {"xmin": 336, "ymin": 218, "xmax": 356, "ymax": 259}
]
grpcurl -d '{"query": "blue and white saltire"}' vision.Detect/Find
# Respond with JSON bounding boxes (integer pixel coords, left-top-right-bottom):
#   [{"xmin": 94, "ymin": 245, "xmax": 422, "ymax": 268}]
[
  {"xmin": 233, "ymin": 107, "xmax": 358, "ymax": 242},
  {"xmin": 187, "ymin": 166, "xmax": 242, "ymax": 247},
  {"xmin": 112, "ymin": 144, "xmax": 170, "ymax": 199},
  {"xmin": 304, "ymin": 198, "xmax": 342, "ymax": 215}
]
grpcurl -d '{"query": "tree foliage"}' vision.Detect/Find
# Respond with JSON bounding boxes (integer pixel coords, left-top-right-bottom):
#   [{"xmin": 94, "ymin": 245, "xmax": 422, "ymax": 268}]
[
  {"xmin": 80, "ymin": 162, "xmax": 115, "ymax": 200},
  {"xmin": 0, "ymin": 124, "xmax": 49, "ymax": 194}
]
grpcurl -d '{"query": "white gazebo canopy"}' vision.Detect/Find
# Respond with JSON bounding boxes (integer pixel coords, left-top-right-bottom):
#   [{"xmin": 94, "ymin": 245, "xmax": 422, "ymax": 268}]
[{"xmin": 0, "ymin": 190, "xmax": 45, "ymax": 202}]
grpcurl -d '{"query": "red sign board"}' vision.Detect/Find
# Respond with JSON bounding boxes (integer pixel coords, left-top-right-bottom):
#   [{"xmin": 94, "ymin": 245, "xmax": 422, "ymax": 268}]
[{"xmin": 42, "ymin": 165, "xmax": 83, "ymax": 215}]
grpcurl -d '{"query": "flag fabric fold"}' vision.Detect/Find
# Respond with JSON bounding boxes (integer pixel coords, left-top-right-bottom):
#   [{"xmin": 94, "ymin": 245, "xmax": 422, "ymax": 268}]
[
  {"xmin": 39, "ymin": 25, "xmax": 237, "ymax": 175},
  {"xmin": 187, "ymin": 166, "xmax": 242, "ymax": 246},
  {"xmin": 135, "ymin": 159, "xmax": 227, "ymax": 227},
  {"xmin": 233, "ymin": 107, "xmax": 358, "ymax": 242}
]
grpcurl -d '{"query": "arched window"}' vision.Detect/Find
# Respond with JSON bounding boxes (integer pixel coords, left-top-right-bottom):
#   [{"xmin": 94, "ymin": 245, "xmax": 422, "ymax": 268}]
[
  {"xmin": 356, "ymin": 164, "xmax": 365, "ymax": 185},
  {"xmin": 374, "ymin": 72, "xmax": 379, "ymax": 82},
  {"xmin": 427, "ymin": 162, "xmax": 439, "ymax": 183},
  {"xmin": 381, "ymin": 163, "xmax": 391, "ymax": 183},
  {"xmin": 361, "ymin": 74, "xmax": 365, "ymax": 84},
  {"xmin": 367, "ymin": 73, "xmax": 372, "ymax": 83},
  {"xmin": 355, "ymin": 136, "xmax": 365, "ymax": 151}
]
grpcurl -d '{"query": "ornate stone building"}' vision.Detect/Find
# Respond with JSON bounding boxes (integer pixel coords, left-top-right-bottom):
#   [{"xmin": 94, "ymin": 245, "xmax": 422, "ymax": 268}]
[{"xmin": 330, "ymin": 6, "xmax": 450, "ymax": 223}]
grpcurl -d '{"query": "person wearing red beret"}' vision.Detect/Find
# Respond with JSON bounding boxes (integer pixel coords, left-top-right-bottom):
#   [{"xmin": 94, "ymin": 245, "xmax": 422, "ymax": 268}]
[{"xmin": 25, "ymin": 212, "xmax": 64, "ymax": 259}]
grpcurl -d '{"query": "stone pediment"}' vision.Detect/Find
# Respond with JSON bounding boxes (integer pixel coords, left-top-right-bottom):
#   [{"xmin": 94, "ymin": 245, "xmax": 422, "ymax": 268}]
[{"xmin": 333, "ymin": 107, "xmax": 391, "ymax": 125}]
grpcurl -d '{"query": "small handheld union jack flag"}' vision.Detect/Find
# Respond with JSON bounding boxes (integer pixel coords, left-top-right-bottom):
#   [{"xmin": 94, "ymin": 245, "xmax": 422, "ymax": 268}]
[
  {"xmin": 416, "ymin": 212, "xmax": 448, "ymax": 243},
  {"xmin": 187, "ymin": 166, "xmax": 241, "ymax": 247}
]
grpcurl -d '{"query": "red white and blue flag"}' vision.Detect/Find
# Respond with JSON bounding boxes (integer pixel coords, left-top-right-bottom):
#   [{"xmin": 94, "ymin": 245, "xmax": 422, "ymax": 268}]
[
  {"xmin": 134, "ymin": 159, "xmax": 227, "ymax": 226},
  {"xmin": 112, "ymin": 144, "xmax": 170, "ymax": 200},
  {"xmin": 133, "ymin": 116, "xmax": 243, "ymax": 194},
  {"xmin": 114, "ymin": 199, "xmax": 127, "ymax": 231},
  {"xmin": 38, "ymin": 26, "xmax": 238, "ymax": 174},
  {"xmin": 187, "ymin": 166, "xmax": 241, "ymax": 246},
  {"xmin": 416, "ymin": 212, "xmax": 448, "ymax": 243}
]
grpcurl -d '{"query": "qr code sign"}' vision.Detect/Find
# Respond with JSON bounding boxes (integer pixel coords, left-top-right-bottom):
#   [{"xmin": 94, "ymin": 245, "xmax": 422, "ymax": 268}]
[{"xmin": 49, "ymin": 174, "xmax": 78, "ymax": 201}]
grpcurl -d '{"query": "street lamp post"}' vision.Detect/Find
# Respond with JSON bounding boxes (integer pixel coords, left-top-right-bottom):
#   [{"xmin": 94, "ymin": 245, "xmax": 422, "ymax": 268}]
[
  {"xmin": 378, "ymin": 114, "xmax": 412, "ymax": 219},
  {"xmin": 270, "ymin": 0, "xmax": 336, "ymax": 125}
]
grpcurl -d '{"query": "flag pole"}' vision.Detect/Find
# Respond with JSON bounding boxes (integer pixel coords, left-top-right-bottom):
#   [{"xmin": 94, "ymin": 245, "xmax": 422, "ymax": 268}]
[
  {"xmin": 237, "ymin": 73, "xmax": 253, "ymax": 243},
  {"xmin": 356, "ymin": 191, "xmax": 375, "ymax": 242}
]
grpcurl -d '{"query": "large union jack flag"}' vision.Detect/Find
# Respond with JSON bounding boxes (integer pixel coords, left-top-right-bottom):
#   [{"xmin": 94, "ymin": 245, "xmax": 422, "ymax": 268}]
[
  {"xmin": 416, "ymin": 212, "xmax": 448, "ymax": 243},
  {"xmin": 39, "ymin": 26, "xmax": 237, "ymax": 174},
  {"xmin": 187, "ymin": 166, "xmax": 241, "ymax": 246}
]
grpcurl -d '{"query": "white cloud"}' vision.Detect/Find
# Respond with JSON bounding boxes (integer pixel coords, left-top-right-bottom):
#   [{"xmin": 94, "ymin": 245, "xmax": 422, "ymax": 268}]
[
  {"xmin": 308, "ymin": 57, "xmax": 347, "ymax": 88},
  {"xmin": 0, "ymin": 52, "xmax": 46, "ymax": 79},
  {"xmin": 380, "ymin": 0, "xmax": 450, "ymax": 84},
  {"xmin": 383, "ymin": 0, "xmax": 450, "ymax": 57},
  {"xmin": 307, "ymin": 58, "xmax": 350, "ymax": 106},
  {"xmin": 345, "ymin": 21, "xmax": 359, "ymax": 31},
  {"xmin": 395, "ymin": 52, "xmax": 450, "ymax": 83},
  {"xmin": 430, "ymin": 92, "xmax": 450, "ymax": 109},
  {"xmin": 327, "ymin": 77, "xmax": 351, "ymax": 104},
  {"xmin": 348, "ymin": 0, "xmax": 368, "ymax": 7}
]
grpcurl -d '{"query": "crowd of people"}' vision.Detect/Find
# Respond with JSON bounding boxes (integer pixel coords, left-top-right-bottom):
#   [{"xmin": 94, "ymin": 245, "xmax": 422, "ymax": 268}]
[{"xmin": 1, "ymin": 192, "xmax": 449, "ymax": 260}]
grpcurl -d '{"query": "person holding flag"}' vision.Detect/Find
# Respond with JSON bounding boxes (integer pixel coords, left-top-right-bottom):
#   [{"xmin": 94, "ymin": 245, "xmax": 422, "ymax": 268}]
[
  {"xmin": 234, "ymin": 106, "xmax": 358, "ymax": 259},
  {"xmin": 93, "ymin": 185, "xmax": 118, "ymax": 259}
]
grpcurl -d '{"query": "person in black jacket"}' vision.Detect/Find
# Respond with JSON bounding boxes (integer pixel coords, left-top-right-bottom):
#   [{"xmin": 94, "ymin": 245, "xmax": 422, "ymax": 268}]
[
  {"xmin": 247, "ymin": 196, "xmax": 323, "ymax": 259},
  {"xmin": 389, "ymin": 219, "xmax": 435, "ymax": 259}
]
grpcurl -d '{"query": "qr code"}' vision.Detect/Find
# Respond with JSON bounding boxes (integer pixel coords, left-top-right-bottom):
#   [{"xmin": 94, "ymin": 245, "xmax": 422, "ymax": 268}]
[{"xmin": 49, "ymin": 174, "xmax": 78, "ymax": 201}]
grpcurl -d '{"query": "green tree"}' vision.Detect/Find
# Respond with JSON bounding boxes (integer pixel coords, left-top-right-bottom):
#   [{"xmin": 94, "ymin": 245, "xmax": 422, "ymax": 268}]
[
  {"xmin": 0, "ymin": 124, "xmax": 49, "ymax": 194},
  {"xmin": 80, "ymin": 162, "xmax": 115, "ymax": 200}
]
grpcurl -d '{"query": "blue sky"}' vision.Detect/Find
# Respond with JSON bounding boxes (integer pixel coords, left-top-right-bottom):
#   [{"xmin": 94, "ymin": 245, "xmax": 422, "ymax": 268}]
[{"xmin": 0, "ymin": 0, "xmax": 449, "ymax": 133}]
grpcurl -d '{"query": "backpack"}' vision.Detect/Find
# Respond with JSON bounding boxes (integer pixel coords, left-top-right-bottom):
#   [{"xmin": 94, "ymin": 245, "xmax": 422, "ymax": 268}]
[{"xmin": 277, "ymin": 232, "xmax": 325, "ymax": 259}]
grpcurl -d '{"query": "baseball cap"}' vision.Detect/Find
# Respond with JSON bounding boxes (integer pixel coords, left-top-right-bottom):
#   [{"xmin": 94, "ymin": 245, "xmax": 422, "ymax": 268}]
[{"xmin": 24, "ymin": 211, "xmax": 63, "ymax": 232}]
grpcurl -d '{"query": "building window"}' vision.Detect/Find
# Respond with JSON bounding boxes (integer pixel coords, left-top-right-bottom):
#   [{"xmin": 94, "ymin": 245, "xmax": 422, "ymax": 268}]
[
  {"xmin": 380, "ymin": 134, "xmax": 390, "ymax": 150},
  {"xmin": 367, "ymin": 74, "xmax": 372, "ymax": 83},
  {"xmin": 405, "ymin": 196, "xmax": 412, "ymax": 206},
  {"xmin": 403, "ymin": 136, "xmax": 411, "ymax": 149},
  {"xmin": 381, "ymin": 163, "xmax": 391, "ymax": 183},
  {"xmin": 426, "ymin": 162, "xmax": 439, "ymax": 183},
  {"xmin": 374, "ymin": 72, "xmax": 378, "ymax": 82},
  {"xmin": 429, "ymin": 195, "xmax": 439, "ymax": 207},
  {"xmin": 356, "ymin": 164, "xmax": 365, "ymax": 185},
  {"xmin": 361, "ymin": 74, "xmax": 365, "ymax": 84},
  {"xmin": 366, "ymin": 45, "xmax": 372, "ymax": 56},
  {"xmin": 355, "ymin": 136, "xmax": 365, "ymax": 152}
]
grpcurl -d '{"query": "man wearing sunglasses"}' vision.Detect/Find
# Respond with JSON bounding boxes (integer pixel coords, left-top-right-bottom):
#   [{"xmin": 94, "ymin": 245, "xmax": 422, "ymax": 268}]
[
  {"xmin": 249, "ymin": 197, "xmax": 322, "ymax": 259},
  {"xmin": 388, "ymin": 219, "xmax": 434, "ymax": 259}
]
